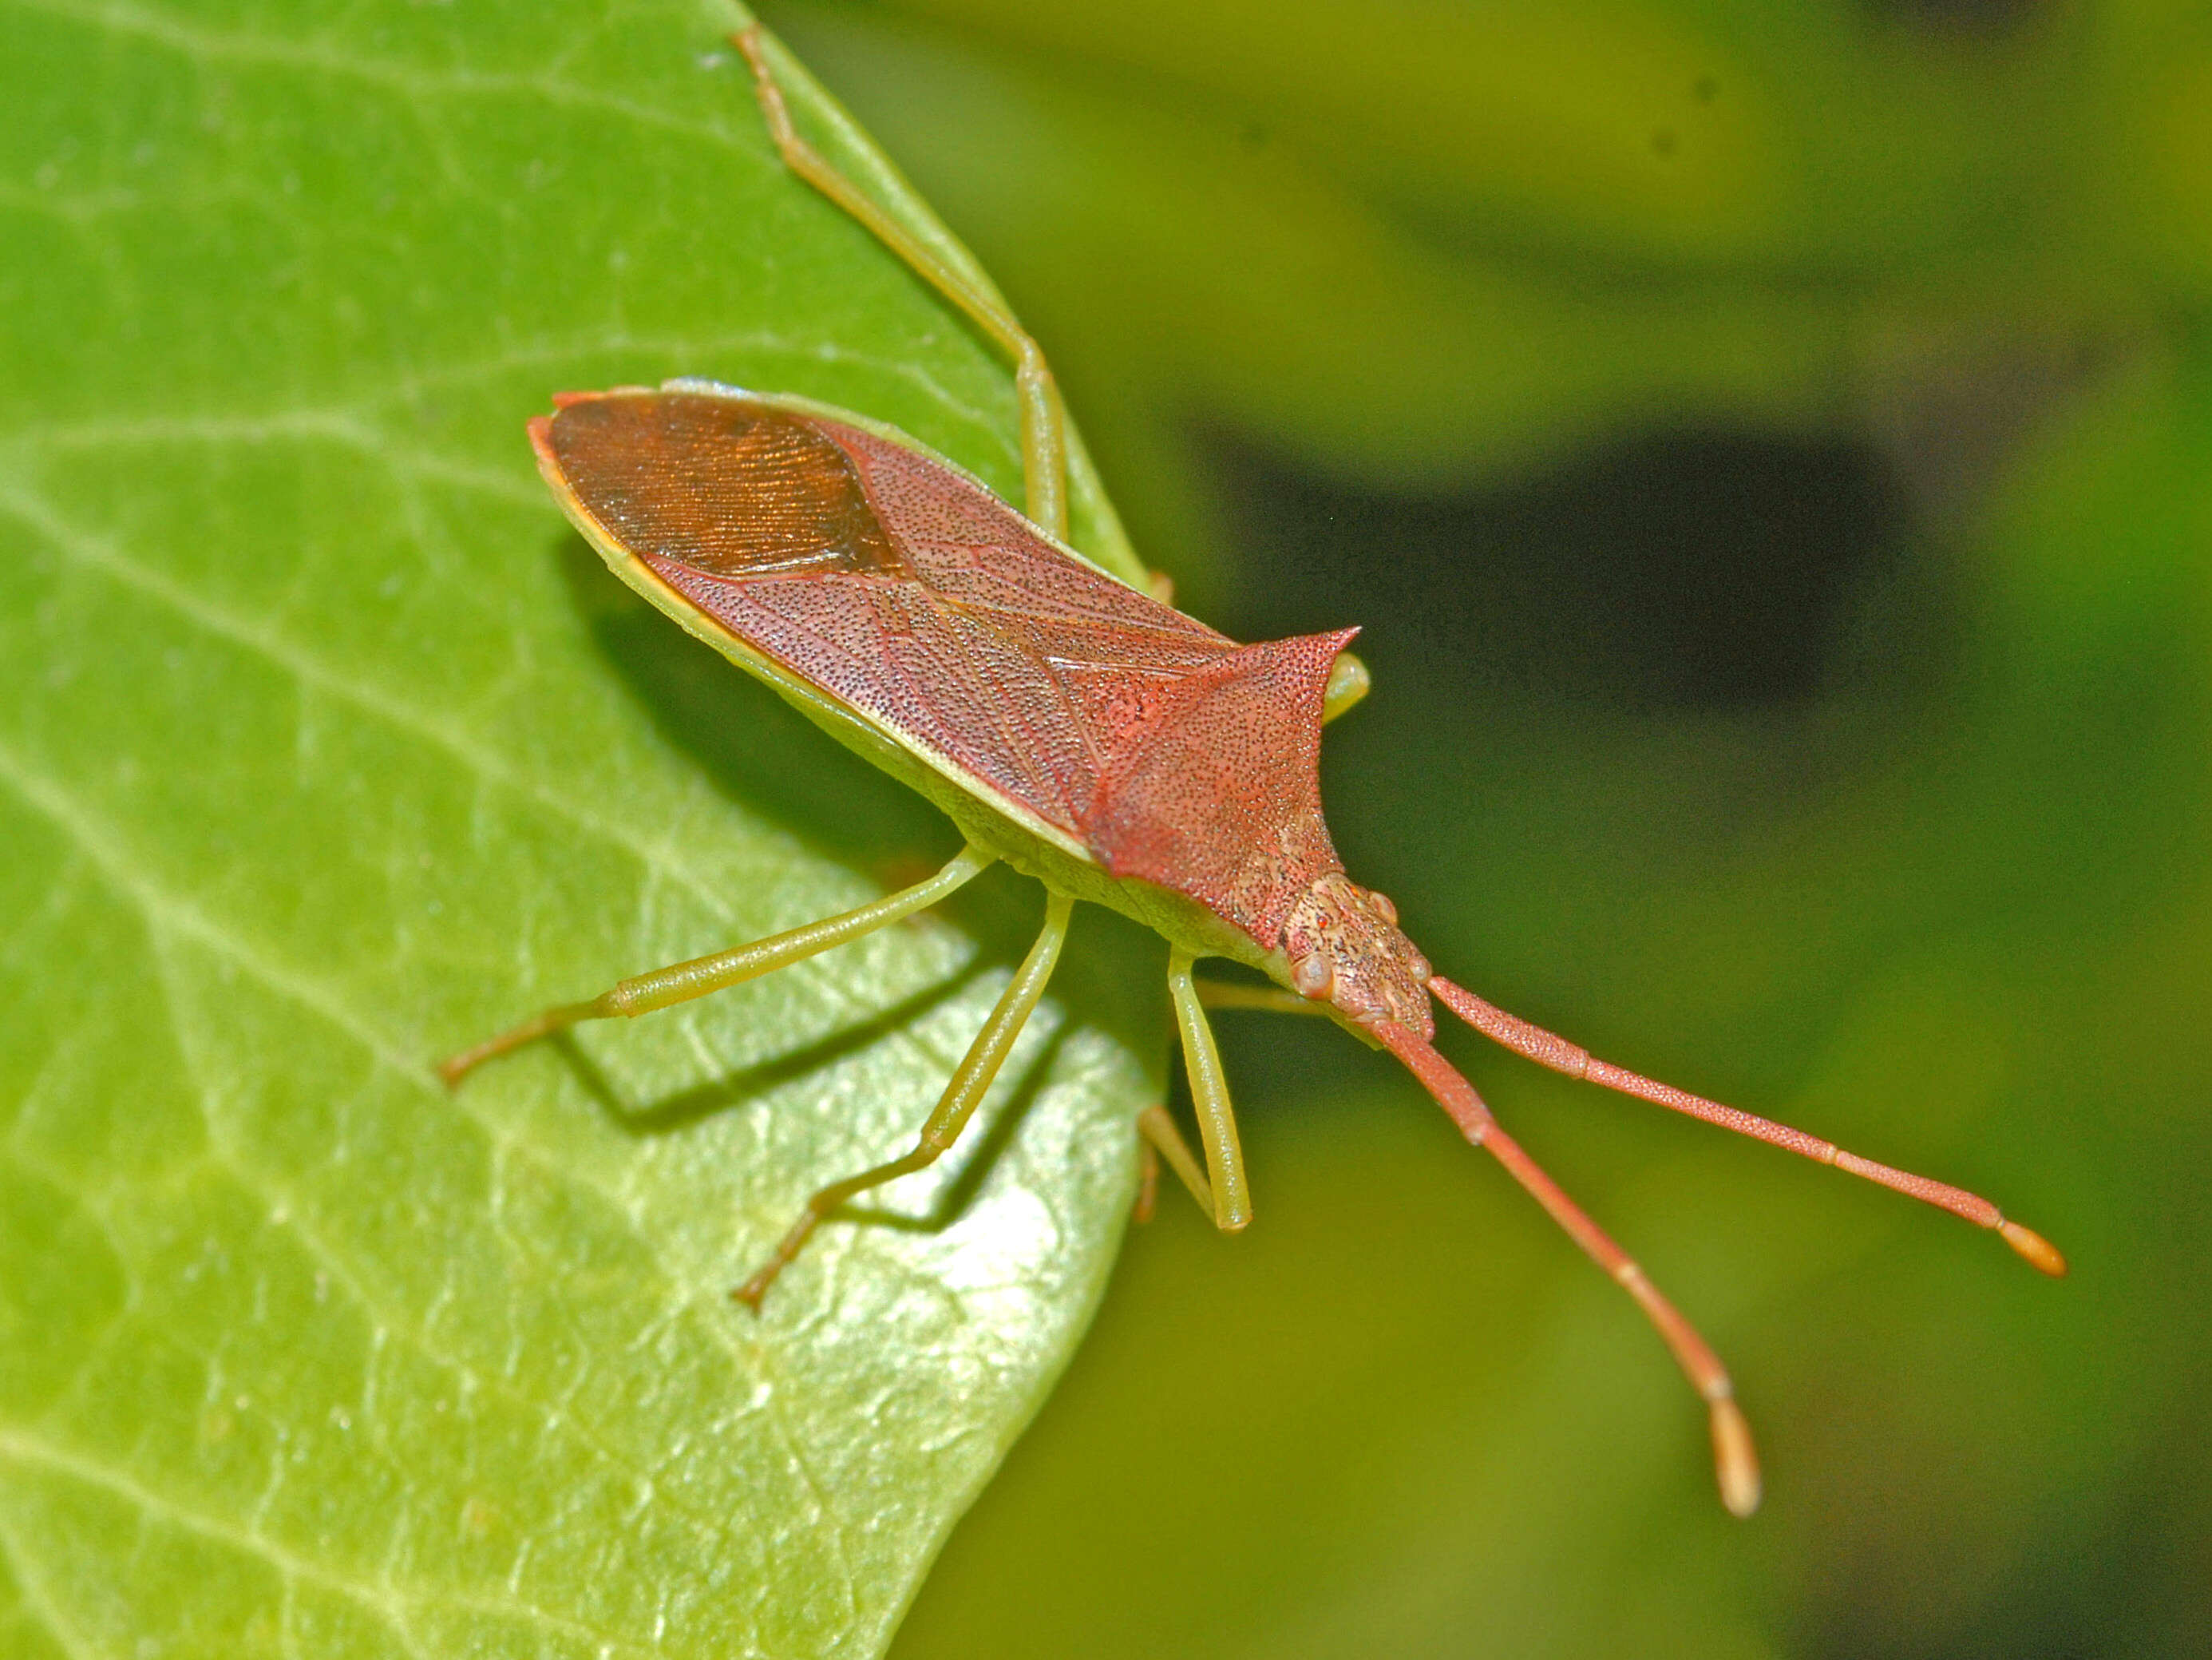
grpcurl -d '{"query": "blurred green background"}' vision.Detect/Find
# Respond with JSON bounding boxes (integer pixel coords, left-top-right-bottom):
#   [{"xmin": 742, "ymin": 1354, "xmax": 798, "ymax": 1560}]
[{"xmin": 746, "ymin": 2, "xmax": 2212, "ymax": 1656}]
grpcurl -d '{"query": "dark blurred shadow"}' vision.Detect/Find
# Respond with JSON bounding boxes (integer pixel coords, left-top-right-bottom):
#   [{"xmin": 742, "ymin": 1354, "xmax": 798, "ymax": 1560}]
[
  {"xmin": 554, "ymin": 971, "xmax": 1076, "ymax": 1237},
  {"xmin": 1209, "ymin": 426, "xmax": 1917, "ymax": 712}
]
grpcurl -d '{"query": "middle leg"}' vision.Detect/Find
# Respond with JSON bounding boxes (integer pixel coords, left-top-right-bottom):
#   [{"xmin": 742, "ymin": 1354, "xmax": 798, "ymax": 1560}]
[
  {"xmin": 735, "ymin": 889, "xmax": 1075, "ymax": 1308},
  {"xmin": 1135, "ymin": 1103, "xmax": 1213, "ymax": 1222}
]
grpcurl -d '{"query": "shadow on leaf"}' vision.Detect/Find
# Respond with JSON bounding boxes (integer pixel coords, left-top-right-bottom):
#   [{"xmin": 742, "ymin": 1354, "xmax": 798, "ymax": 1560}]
[{"xmin": 552, "ymin": 957, "xmax": 992, "ymax": 1135}]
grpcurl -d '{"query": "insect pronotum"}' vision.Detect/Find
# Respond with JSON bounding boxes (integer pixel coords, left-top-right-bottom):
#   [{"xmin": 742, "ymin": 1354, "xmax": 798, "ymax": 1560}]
[{"xmin": 441, "ymin": 25, "xmax": 2066, "ymax": 1518}]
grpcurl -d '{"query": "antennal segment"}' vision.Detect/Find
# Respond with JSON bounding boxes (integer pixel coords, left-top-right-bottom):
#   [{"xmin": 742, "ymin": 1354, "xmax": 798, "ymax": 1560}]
[
  {"xmin": 1374, "ymin": 1021, "xmax": 1763, "ymax": 1518},
  {"xmin": 1429, "ymin": 977, "xmax": 2066, "ymax": 1277}
]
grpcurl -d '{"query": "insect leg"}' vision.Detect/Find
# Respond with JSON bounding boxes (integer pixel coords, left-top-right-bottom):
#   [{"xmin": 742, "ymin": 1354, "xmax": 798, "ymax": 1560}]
[
  {"xmin": 1194, "ymin": 981, "xmax": 1328, "ymax": 1018},
  {"xmin": 1428, "ymin": 975, "xmax": 2066, "ymax": 1276},
  {"xmin": 1322, "ymin": 652, "xmax": 1371, "ymax": 724},
  {"xmin": 1375, "ymin": 1021, "xmax": 1762, "ymax": 1517},
  {"xmin": 1136, "ymin": 1103, "xmax": 1214, "ymax": 1221},
  {"xmin": 1168, "ymin": 951, "xmax": 1253, "ymax": 1230},
  {"xmin": 1133, "ymin": 1132, "xmax": 1159, "ymax": 1222},
  {"xmin": 734, "ymin": 889, "xmax": 1075, "ymax": 1309},
  {"xmin": 735, "ymin": 26, "xmax": 1068, "ymax": 542},
  {"xmin": 437, "ymin": 846, "xmax": 995, "ymax": 1086}
]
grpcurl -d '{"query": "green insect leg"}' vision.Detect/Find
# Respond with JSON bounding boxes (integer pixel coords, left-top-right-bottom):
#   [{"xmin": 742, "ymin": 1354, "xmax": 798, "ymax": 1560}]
[
  {"xmin": 736, "ymin": 25, "xmax": 1068, "ymax": 543},
  {"xmin": 1134, "ymin": 1103, "xmax": 1213, "ymax": 1224},
  {"xmin": 1193, "ymin": 981, "xmax": 1326, "ymax": 1019},
  {"xmin": 1168, "ymin": 951, "xmax": 1252, "ymax": 1231},
  {"xmin": 734, "ymin": 889, "xmax": 1075, "ymax": 1309},
  {"xmin": 437, "ymin": 846, "xmax": 995, "ymax": 1085}
]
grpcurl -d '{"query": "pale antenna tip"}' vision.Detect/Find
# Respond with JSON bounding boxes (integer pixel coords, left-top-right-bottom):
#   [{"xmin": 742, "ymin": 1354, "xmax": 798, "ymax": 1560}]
[
  {"xmin": 1710, "ymin": 1399, "xmax": 1763, "ymax": 1519},
  {"xmin": 2000, "ymin": 1219, "xmax": 2068, "ymax": 1277}
]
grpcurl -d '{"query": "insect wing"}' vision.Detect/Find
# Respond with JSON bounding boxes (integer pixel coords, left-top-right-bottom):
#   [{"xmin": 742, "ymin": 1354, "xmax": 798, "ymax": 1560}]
[{"xmin": 536, "ymin": 387, "xmax": 1237, "ymax": 843}]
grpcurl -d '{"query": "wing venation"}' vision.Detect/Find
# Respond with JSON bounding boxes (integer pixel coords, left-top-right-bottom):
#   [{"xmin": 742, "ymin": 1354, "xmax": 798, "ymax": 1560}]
[
  {"xmin": 542, "ymin": 386, "xmax": 1345, "ymax": 925},
  {"xmin": 545, "ymin": 393, "xmax": 912, "ymax": 580}
]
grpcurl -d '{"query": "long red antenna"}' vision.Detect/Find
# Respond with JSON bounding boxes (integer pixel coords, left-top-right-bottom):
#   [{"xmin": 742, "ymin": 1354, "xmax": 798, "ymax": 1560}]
[
  {"xmin": 1428, "ymin": 977, "xmax": 2066, "ymax": 1277},
  {"xmin": 1371, "ymin": 1020, "xmax": 1763, "ymax": 1517}
]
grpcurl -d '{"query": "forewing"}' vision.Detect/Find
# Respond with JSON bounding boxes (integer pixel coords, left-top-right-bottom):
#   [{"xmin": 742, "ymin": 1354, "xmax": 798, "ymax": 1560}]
[
  {"xmin": 538, "ymin": 389, "xmax": 1238, "ymax": 841},
  {"xmin": 542, "ymin": 390, "xmax": 911, "ymax": 579}
]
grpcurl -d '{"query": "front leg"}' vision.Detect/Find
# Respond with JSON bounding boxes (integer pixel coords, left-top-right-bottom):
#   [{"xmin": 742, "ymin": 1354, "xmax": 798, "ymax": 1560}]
[{"xmin": 1169, "ymin": 950, "xmax": 1252, "ymax": 1231}]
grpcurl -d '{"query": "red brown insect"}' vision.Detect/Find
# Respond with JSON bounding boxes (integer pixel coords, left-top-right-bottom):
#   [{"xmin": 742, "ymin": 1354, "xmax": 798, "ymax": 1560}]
[{"xmin": 441, "ymin": 25, "xmax": 2065, "ymax": 1518}]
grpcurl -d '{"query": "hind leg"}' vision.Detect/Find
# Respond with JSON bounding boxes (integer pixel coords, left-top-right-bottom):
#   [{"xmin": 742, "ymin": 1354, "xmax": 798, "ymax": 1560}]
[
  {"xmin": 735, "ymin": 890, "xmax": 1074, "ymax": 1308},
  {"xmin": 736, "ymin": 26, "xmax": 1067, "ymax": 540}
]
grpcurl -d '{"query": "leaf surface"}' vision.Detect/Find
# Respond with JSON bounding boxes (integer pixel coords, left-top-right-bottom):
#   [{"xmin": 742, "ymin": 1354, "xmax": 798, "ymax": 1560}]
[{"xmin": 0, "ymin": 3, "xmax": 1154, "ymax": 1654}]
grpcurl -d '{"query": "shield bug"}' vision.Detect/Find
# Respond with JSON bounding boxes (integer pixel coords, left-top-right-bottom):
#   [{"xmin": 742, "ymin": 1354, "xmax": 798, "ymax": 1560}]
[{"xmin": 441, "ymin": 24, "xmax": 2065, "ymax": 1518}]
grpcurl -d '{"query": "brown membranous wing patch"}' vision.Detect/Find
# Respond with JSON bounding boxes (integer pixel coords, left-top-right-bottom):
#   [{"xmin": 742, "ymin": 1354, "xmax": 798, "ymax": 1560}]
[{"xmin": 549, "ymin": 393, "xmax": 910, "ymax": 580}]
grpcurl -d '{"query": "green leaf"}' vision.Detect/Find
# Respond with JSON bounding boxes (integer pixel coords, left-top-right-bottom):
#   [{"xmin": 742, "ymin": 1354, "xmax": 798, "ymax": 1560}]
[{"xmin": 0, "ymin": 3, "xmax": 1157, "ymax": 1654}]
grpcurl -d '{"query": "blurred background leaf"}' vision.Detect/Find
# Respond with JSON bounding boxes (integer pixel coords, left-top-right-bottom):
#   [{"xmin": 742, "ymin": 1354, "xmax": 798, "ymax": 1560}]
[{"xmin": 0, "ymin": 2, "xmax": 1162, "ymax": 1655}]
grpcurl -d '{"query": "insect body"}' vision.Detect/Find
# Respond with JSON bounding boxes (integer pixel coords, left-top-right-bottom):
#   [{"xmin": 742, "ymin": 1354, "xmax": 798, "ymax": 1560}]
[{"xmin": 441, "ymin": 26, "xmax": 2064, "ymax": 1519}]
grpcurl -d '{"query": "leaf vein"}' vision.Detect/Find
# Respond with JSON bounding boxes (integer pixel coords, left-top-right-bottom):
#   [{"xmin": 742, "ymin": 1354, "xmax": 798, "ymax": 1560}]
[
  {"xmin": 0, "ymin": 480, "xmax": 750, "ymax": 929},
  {"xmin": 0, "ymin": 1427, "xmax": 660, "ymax": 1658},
  {"xmin": 0, "ymin": 1509, "xmax": 99, "ymax": 1660},
  {"xmin": 16, "ymin": 0, "xmax": 757, "ymax": 156}
]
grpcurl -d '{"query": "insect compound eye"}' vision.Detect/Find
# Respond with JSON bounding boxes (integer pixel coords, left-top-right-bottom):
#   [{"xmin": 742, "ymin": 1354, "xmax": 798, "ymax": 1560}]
[
  {"xmin": 1291, "ymin": 951, "xmax": 1335, "ymax": 1000},
  {"xmin": 1367, "ymin": 889, "xmax": 1398, "ymax": 926}
]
